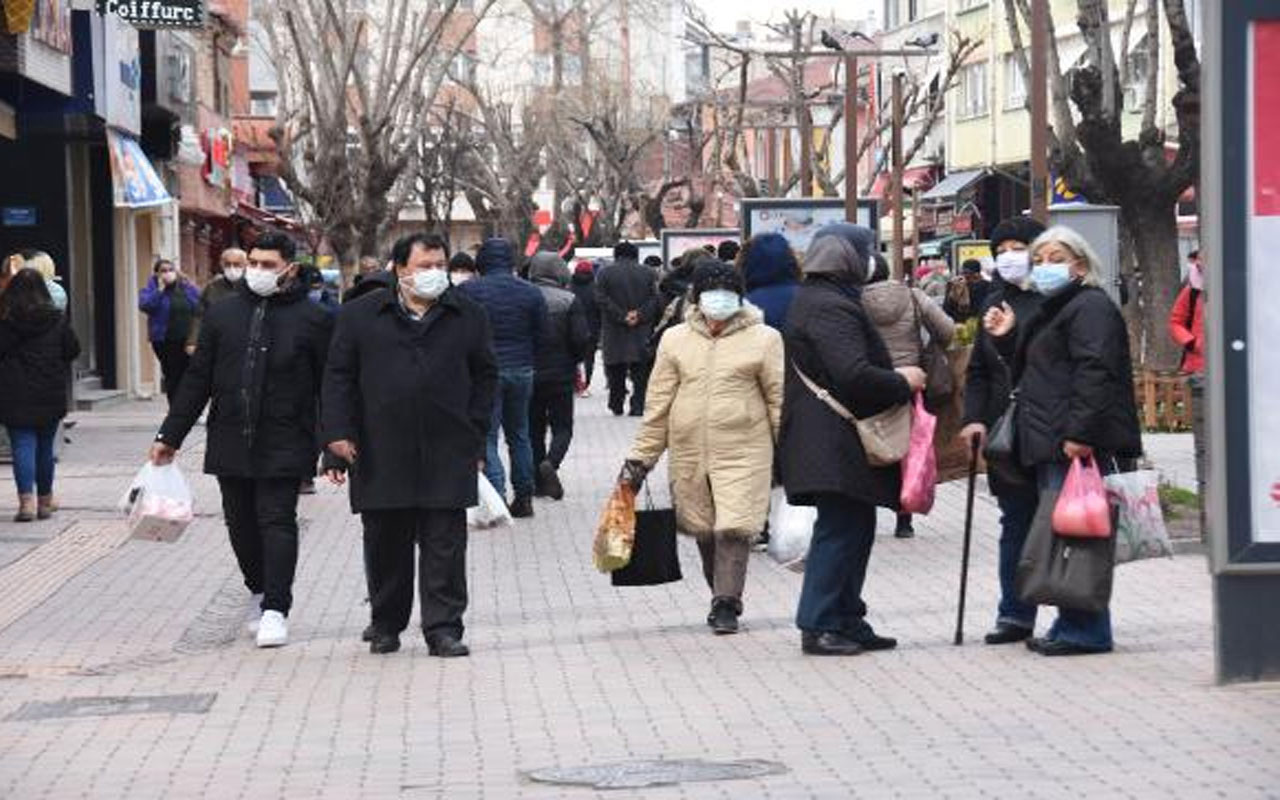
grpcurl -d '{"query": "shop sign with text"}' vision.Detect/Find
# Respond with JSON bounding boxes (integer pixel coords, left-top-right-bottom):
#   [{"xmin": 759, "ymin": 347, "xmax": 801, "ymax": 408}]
[{"xmin": 96, "ymin": 0, "xmax": 206, "ymax": 30}]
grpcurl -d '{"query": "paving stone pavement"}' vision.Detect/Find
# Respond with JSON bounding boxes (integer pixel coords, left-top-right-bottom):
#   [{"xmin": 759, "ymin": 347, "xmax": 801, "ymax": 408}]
[{"xmin": 0, "ymin": 398, "xmax": 1277, "ymax": 799}]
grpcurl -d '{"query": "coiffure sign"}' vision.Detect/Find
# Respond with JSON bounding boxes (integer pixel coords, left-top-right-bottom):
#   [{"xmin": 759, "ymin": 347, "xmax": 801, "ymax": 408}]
[{"xmin": 96, "ymin": 0, "xmax": 206, "ymax": 29}]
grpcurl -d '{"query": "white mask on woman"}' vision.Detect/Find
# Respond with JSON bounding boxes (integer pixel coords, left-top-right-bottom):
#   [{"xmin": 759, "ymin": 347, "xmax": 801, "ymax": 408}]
[
  {"xmin": 994, "ymin": 250, "xmax": 1031, "ymax": 284},
  {"xmin": 699, "ymin": 289, "xmax": 741, "ymax": 322}
]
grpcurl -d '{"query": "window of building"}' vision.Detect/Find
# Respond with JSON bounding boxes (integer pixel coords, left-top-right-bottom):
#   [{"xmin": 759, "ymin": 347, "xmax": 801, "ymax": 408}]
[
  {"xmin": 1003, "ymin": 54, "xmax": 1026, "ymax": 110},
  {"xmin": 956, "ymin": 62, "xmax": 988, "ymax": 119},
  {"xmin": 885, "ymin": 0, "xmax": 900, "ymax": 30},
  {"xmin": 250, "ymin": 91, "xmax": 278, "ymax": 117},
  {"xmin": 956, "ymin": 0, "xmax": 986, "ymax": 12},
  {"xmin": 448, "ymin": 52, "xmax": 477, "ymax": 84},
  {"xmin": 1124, "ymin": 40, "xmax": 1150, "ymax": 112},
  {"xmin": 908, "ymin": 0, "xmax": 918, "ymax": 21}
]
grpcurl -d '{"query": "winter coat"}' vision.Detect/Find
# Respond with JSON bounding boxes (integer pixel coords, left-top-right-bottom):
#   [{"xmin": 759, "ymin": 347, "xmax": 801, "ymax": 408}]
[
  {"xmin": 186, "ymin": 276, "xmax": 240, "ymax": 349},
  {"xmin": 0, "ymin": 309, "xmax": 80, "ymax": 428},
  {"xmin": 1167, "ymin": 284, "xmax": 1205, "ymax": 374},
  {"xmin": 321, "ymin": 287, "xmax": 498, "ymax": 512},
  {"xmin": 628, "ymin": 303, "xmax": 784, "ymax": 540},
  {"xmin": 570, "ymin": 271, "xmax": 602, "ymax": 341},
  {"xmin": 595, "ymin": 257, "xmax": 660, "ymax": 365},
  {"xmin": 861, "ymin": 280, "xmax": 956, "ymax": 368},
  {"xmin": 457, "ymin": 241, "xmax": 546, "ymax": 371},
  {"xmin": 138, "ymin": 276, "xmax": 201, "ymax": 344},
  {"xmin": 157, "ymin": 282, "xmax": 334, "ymax": 479},
  {"xmin": 997, "ymin": 282, "xmax": 1142, "ymax": 467},
  {"xmin": 962, "ymin": 279, "xmax": 1043, "ymax": 429},
  {"xmin": 780, "ymin": 278, "xmax": 913, "ymax": 510},
  {"xmin": 742, "ymin": 233, "xmax": 799, "ymax": 331},
  {"xmin": 530, "ymin": 253, "xmax": 592, "ymax": 384},
  {"xmin": 344, "ymin": 270, "xmax": 396, "ymax": 304}
]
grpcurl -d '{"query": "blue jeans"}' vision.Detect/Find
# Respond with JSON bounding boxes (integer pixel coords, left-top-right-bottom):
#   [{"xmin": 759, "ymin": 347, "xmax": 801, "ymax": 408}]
[
  {"xmin": 485, "ymin": 368, "xmax": 536, "ymax": 499},
  {"xmin": 995, "ymin": 486, "xmax": 1040, "ymax": 630},
  {"xmin": 1037, "ymin": 461, "xmax": 1113, "ymax": 650},
  {"xmin": 7, "ymin": 424, "xmax": 58, "ymax": 496},
  {"xmin": 795, "ymin": 494, "xmax": 878, "ymax": 635}
]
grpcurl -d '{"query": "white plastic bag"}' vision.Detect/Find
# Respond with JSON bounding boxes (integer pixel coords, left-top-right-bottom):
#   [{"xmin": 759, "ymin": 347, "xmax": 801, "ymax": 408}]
[
  {"xmin": 119, "ymin": 462, "xmax": 195, "ymax": 543},
  {"xmin": 1104, "ymin": 470, "xmax": 1174, "ymax": 564},
  {"xmin": 467, "ymin": 472, "xmax": 513, "ymax": 529},
  {"xmin": 767, "ymin": 487, "xmax": 817, "ymax": 572}
]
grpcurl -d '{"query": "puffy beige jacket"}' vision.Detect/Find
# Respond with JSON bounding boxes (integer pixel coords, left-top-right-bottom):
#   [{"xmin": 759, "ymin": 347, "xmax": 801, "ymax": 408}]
[
  {"xmin": 861, "ymin": 280, "xmax": 955, "ymax": 368},
  {"xmin": 628, "ymin": 303, "xmax": 784, "ymax": 540}
]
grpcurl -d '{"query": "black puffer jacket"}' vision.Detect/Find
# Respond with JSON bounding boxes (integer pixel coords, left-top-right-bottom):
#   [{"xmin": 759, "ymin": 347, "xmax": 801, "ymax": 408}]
[
  {"xmin": 529, "ymin": 253, "xmax": 592, "ymax": 384},
  {"xmin": 0, "ymin": 309, "xmax": 80, "ymax": 428},
  {"xmin": 158, "ymin": 282, "xmax": 334, "ymax": 478},
  {"xmin": 962, "ymin": 278, "xmax": 1043, "ymax": 428},
  {"xmin": 998, "ymin": 282, "xmax": 1142, "ymax": 466}
]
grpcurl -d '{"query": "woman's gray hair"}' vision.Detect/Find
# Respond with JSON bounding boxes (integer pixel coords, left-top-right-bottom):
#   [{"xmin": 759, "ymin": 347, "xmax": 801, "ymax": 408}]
[{"xmin": 1029, "ymin": 226, "xmax": 1104, "ymax": 288}]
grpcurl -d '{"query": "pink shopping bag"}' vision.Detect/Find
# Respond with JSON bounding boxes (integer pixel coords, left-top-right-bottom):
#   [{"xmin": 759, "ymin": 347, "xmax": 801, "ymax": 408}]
[
  {"xmin": 899, "ymin": 393, "xmax": 938, "ymax": 514},
  {"xmin": 1052, "ymin": 456, "xmax": 1112, "ymax": 538}
]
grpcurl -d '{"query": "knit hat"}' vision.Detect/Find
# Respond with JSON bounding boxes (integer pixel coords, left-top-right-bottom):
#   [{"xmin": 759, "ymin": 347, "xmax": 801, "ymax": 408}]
[
  {"xmin": 989, "ymin": 216, "xmax": 1047, "ymax": 256},
  {"xmin": 690, "ymin": 260, "xmax": 744, "ymax": 299},
  {"xmin": 476, "ymin": 238, "xmax": 515, "ymax": 274},
  {"xmin": 573, "ymin": 259, "xmax": 594, "ymax": 275}
]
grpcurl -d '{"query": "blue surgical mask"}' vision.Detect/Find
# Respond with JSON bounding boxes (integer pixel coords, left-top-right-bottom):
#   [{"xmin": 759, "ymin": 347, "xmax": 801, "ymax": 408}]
[
  {"xmin": 1031, "ymin": 262, "xmax": 1073, "ymax": 295},
  {"xmin": 308, "ymin": 289, "xmax": 323, "ymax": 303},
  {"xmin": 699, "ymin": 289, "xmax": 741, "ymax": 322}
]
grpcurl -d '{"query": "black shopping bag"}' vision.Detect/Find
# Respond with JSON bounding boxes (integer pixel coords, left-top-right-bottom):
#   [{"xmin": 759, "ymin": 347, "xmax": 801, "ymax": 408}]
[
  {"xmin": 611, "ymin": 507, "xmax": 682, "ymax": 586},
  {"xmin": 1016, "ymin": 488, "xmax": 1115, "ymax": 613}
]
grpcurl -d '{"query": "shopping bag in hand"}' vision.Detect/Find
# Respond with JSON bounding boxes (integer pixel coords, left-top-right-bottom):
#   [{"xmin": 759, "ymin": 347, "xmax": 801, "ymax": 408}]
[
  {"xmin": 899, "ymin": 394, "xmax": 938, "ymax": 514},
  {"xmin": 1104, "ymin": 470, "xmax": 1173, "ymax": 564},
  {"xmin": 767, "ymin": 487, "xmax": 816, "ymax": 572},
  {"xmin": 593, "ymin": 482, "xmax": 636, "ymax": 572},
  {"xmin": 467, "ymin": 472, "xmax": 513, "ymax": 529},
  {"xmin": 119, "ymin": 462, "xmax": 195, "ymax": 543},
  {"xmin": 1052, "ymin": 457, "xmax": 1112, "ymax": 538}
]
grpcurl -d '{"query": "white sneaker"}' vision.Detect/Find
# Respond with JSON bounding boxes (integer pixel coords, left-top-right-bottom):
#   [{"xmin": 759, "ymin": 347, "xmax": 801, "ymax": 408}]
[
  {"xmin": 245, "ymin": 594, "xmax": 264, "ymax": 635},
  {"xmin": 256, "ymin": 610, "xmax": 288, "ymax": 648}
]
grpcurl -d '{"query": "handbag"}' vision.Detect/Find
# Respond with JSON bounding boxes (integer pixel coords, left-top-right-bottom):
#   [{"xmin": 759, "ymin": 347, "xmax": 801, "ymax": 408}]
[
  {"xmin": 1016, "ymin": 487, "xmax": 1116, "ymax": 613},
  {"xmin": 611, "ymin": 484, "xmax": 682, "ymax": 586},
  {"xmin": 793, "ymin": 364, "xmax": 911, "ymax": 467},
  {"xmin": 982, "ymin": 389, "xmax": 1033, "ymax": 487},
  {"xmin": 911, "ymin": 294, "xmax": 953, "ymax": 411}
]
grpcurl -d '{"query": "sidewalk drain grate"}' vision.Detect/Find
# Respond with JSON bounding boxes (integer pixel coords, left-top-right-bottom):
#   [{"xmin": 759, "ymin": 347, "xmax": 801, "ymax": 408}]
[
  {"xmin": 6, "ymin": 693, "xmax": 216, "ymax": 722},
  {"xmin": 524, "ymin": 759, "xmax": 787, "ymax": 789}
]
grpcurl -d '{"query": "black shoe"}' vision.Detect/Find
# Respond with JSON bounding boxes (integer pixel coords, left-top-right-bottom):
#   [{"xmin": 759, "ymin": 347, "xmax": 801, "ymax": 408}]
[
  {"xmin": 801, "ymin": 631, "xmax": 863, "ymax": 656},
  {"xmin": 709, "ymin": 597, "xmax": 740, "ymax": 635},
  {"xmin": 510, "ymin": 495, "xmax": 534, "ymax": 518},
  {"xmin": 848, "ymin": 631, "xmax": 898, "ymax": 651},
  {"xmin": 1032, "ymin": 638, "xmax": 1112, "ymax": 657},
  {"xmin": 369, "ymin": 633, "xmax": 400, "ymax": 654},
  {"xmin": 538, "ymin": 462, "xmax": 564, "ymax": 501},
  {"xmin": 628, "ymin": 408, "xmax": 644, "ymax": 417},
  {"xmin": 894, "ymin": 522, "xmax": 915, "ymax": 539},
  {"xmin": 984, "ymin": 623, "xmax": 1033, "ymax": 645},
  {"xmin": 361, "ymin": 624, "xmax": 376, "ymax": 643},
  {"xmin": 426, "ymin": 634, "xmax": 470, "ymax": 658},
  {"xmin": 609, "ymin": 404, "xmax": 624, "ymax": 417}
]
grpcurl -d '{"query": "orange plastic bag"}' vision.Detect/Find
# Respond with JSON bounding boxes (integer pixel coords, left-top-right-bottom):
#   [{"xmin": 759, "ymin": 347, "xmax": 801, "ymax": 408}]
[
  {"xmin": 1052, "ymin": 456, "xmax": 1112, "ymax": 538},
  {"xmin": 593, "ymin": 482, "xmax": 636, "ymax": 572}
]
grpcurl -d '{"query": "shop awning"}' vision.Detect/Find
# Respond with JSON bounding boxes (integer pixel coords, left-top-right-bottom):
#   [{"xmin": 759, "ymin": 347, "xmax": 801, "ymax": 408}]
[
  {"xmin": 921, "ymin": 169, "xmax": 987, "ymax": 202},
  {"xmin": 106, "ymin": 130, "xmax": 172, "ymax": 209},
  {"xmin": 867, "ymin": 166, "xmax": 937, "ymax": 199}
]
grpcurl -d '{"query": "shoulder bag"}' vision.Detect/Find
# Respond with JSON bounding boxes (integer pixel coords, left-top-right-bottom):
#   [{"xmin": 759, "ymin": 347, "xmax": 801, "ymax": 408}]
[
  {"xmin": 911, "ymin": 293, "xmax": 953, "ymax": 411},
  {"xmin": 793, "ymin": 364, "xmax": 911, "ymax": 467}
]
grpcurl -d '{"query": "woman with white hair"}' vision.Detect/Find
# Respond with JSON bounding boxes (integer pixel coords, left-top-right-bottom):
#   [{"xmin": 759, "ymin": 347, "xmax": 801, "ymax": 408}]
[{"xmin": 983, "ymin": 225, "xmax": 1142, "ymax": 657}]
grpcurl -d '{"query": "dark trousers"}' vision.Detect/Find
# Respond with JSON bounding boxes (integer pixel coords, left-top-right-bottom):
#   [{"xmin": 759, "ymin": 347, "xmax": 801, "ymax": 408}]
[
  {"xmin": 152, "ymin": 340, "xmax": 190, "ymax": 404},
  {"xmin": 361, "ymin": 509, "xmax": 468, "ymax": 640},
  {"xmin": 530, "ymin": 380, "xmax": 575, "ymax": 468},
  {"xmin": 605, "ymin": 361, "xmax": 649, "ymax": 415},
  {"xmin": 581, "ymin": 343, "xmax": 598, "ymax": 387},
  {"xmin": 994, "ymin": 485, "xmax": 1040, "ymax": 629},
  {"xmin": 6, "ymin": 424, "xmax": 58, "ymax": 496},
  {"xmin": 696, "ymin": 534, "xmax": 751, "ymax": 602},
  {"xmin": 217, "ymin": 477, "xmax": 301, "ymax": 614},
  {"xmin": 795, "ymin": 494, "xmax": 878, "ymax": 635}
]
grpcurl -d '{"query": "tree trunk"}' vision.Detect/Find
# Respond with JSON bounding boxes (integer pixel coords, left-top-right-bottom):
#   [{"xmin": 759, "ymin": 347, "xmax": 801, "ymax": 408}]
[{"xmin": 1121, "ymin": 198, "xmax": 1182, "ymax": 371}]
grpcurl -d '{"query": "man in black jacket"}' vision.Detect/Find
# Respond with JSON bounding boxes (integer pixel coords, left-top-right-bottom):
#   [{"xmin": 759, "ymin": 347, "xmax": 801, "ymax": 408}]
[
  {"xmin": 527, "ymin": 252, "xmax": 592, "ymax": 500},
  {"xmin": 322, "ymin": 233, "xmax": 498, "ymax": 657},
  {"xmin": 151, "ymin": 232, "xmax": 333, "ymax": 649},
  {"xmin": 595, "ymin": 241, "xmax": 660, "ymax": 416},
  {"xmin": 569, "ymin": 260, "xmax": 601, "ymax": 396}
]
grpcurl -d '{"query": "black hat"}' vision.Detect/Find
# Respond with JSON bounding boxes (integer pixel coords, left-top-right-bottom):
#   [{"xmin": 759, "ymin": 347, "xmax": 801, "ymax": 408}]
[
  {"xmin": 962, "ymin": 259, "xmax": 983, "ymax": 275},
  {"xmin": 690, "ymin": 260, "xmax": 744, "ymax": 299},
  {"xmin": 989, "ymin": 216, "xmax": 1047, "ymax": 256}
]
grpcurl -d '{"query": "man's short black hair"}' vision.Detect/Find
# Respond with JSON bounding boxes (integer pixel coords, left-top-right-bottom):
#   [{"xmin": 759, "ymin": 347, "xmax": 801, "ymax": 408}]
[
  {"xmin": 717, "ymin": 240, "xmax": 741, "ymax": 263},
  {"xmin": 614, "ymin": 241, "xmax": 639, "ymax": 261},
  {"xmin": 449, "ymin": 251, "xmax": 476, "ymax": 272},
  {"xmin": 253, "ymin": 232, "xmax": 298, "ymax": 262},
  {"xmin": 643, "ymin": 255, "xmax": 662, "ymax": 268},
  {"xmin": 962, "ymin": 259, "xmax": 983, "ymax": 274},
  {"xmin": 392, "ymin": 233, "xmax": 450, "ymax": 266}
]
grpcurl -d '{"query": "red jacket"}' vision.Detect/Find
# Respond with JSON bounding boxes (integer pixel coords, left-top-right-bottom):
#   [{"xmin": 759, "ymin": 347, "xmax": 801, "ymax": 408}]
[{"xmin": 1167, "ymin": 285, "xmax": 1205, "ymax": 374}]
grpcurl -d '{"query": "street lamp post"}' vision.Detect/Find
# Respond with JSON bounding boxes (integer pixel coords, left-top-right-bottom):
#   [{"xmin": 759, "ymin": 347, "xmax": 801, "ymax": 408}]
[
  {"xmin": 1030, "ymin": 0, "xmax": 1049, "ymax": 224},
  {"xmin": 844, "ymin": 54, "xmax": 859, "ymax": 222}
]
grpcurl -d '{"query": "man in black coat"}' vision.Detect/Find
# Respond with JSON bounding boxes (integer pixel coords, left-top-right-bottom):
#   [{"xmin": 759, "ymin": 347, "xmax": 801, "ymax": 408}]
[
  {"xmin": 322, "ymin": 233, "xmax": 498, "ymax": 657},
  {"xmin": 569, "ymin": 260, "xmax": 601, "ymax": 395},
  {"xmin": 151, "ymin": 232, "xmax": 333, "ymax": 649},
  {"xmin": 595, "ymin": 241, "xmax": 660, "ymax": 416}
]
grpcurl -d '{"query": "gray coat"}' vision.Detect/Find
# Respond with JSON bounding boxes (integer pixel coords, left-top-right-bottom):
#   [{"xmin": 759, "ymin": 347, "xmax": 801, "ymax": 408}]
[
  {"xmin": 594, "ymin": 258, "xmax": 660, "ymax": 365},
  {"xmin": 529, "ymin": 253, "xmax": 591, "ymax": 384}
]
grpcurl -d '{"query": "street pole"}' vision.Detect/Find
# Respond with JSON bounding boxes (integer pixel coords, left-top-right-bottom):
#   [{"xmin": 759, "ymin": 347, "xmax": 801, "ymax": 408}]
[
  {"xmin": 892, "ymin": 72, "xmax": 905, "ymax": 281},
  {"xmin": 844, "ymin": 54, "xmax": 859, "ymax": 222},
  {"xmin": 1030, "ymin": 0, "xmax": 1049, "ymax": 224}
]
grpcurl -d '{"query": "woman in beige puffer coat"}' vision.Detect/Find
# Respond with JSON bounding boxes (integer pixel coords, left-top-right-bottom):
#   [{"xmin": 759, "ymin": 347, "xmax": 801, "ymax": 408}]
[{"xmin": 624, "ymin": 261, "xmax": 784, "ymax": 635}]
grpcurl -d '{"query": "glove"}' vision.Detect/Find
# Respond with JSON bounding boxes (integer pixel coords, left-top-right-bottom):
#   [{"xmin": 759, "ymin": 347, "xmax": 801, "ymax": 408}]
[{"xmin": 619, "ymin": 460, "xmax": 648, "ymax": 492}]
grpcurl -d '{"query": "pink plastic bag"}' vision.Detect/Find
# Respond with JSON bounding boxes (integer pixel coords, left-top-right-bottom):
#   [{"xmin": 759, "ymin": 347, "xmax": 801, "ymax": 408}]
[
  {"xmin": 899, "ymin": 393, "xmax": 938, "ymax": 514},
  {"xmin": 1052, "ymin": 456, "xmax": 1112, "ymax": 538}
]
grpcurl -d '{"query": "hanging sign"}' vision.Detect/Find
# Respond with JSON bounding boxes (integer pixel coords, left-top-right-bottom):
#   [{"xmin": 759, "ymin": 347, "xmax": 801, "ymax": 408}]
[{"xmin": 96, "ymin": 0, "xmax": 206, "ymax": 30}]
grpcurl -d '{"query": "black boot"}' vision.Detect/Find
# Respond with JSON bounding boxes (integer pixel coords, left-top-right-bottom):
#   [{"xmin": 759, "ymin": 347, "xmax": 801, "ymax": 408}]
[
  {"xmin": 538, "ymin": 462, "xmax": 564, "ymax": 501},
  {"xmin": 709, "ymin": 597, "xmax": 741, "ymax": 635},
  {"xmin": 510, "ymin": 494, "xmax": 534, "ymax": 518}
]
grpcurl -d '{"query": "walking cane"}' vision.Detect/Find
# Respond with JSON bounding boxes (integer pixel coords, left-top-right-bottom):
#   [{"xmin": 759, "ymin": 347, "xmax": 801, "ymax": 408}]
[{"xmin": 954, "ymin": 435, "xmax": 981, "ymax": 645}]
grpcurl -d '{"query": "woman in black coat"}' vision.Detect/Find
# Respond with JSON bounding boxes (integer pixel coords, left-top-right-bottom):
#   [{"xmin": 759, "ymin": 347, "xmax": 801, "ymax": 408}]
[
  {"xmin": 984, "ymin": 225, "xmax": 1142, "ymax": 656},
  {"xmin": 0, "ymin": 269, "xmax": 80, "ymax": 521},
  {"xmin": 779, "ymin": 224, "xmax": 926, "ymax": 657}
]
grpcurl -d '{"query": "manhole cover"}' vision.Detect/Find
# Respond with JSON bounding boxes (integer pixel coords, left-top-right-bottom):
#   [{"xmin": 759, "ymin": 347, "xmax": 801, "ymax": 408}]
[
  {"xmin": 6, "ymin": 693, "xmax": 216, "ymax": 722},
  {"xmin": 524, "ymin": 758, "xmax": 787, "ymax": 789}
]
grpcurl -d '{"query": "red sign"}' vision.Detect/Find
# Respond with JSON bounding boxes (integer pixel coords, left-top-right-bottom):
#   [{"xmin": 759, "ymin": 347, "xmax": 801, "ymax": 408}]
[{"xmin": 1256, "ymin": 22, "xmax": 1280, "ymax": 216}]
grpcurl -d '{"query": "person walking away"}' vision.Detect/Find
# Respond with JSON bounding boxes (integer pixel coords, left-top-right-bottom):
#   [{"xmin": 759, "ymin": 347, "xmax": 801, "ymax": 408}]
[
  {"xmin": 23, "ymin": 252, "xmax": 67, "ymax": 313},
  {"xmin": 741, "ymin": 233, "xmax": 800, "ymax": 333},
  {"xmin": 458, "ymin": 237, "xmax": 547, "ymax": 518},
  {"xmin": 779, "ymin": 224, "xmax": 927, "ymax": 656},
  {"xmin": 0, "ymin": 269, "xmax": 80, "ymax": 521},
  {"xmin": 623, "ymin": 261, "xmax": 784, "ymax": 634},
  {"xmin": 570, "ymin": 260, "xmax": 602, "ymax": 397},
  {"xmin": 957, "ymin": 215, "xmax": 1047, "ymax": 645},
  {"xmin": 323, "ymin": 233, "xmax": 497, "ymax": 656},
  {"xmin": 528, "ymin": 253, "xmax": 591, "ymax": 500},
  {"xmin": 186, "ymin": 247, "xmax": 246, "ymax": 355},
  {"xmin": 449, "ymin": 251, "xmax": 478, "ymax": 287},
  {"xmin": 150, "ymin": 233, "xmax": 333, "ymax": 649},
  {"xmin": 862, "ymin": 252, "xmax": 956, "ymax": 538},
  {"xmin": 983, "ymin": 225, "xmax": 1142, "ymax": 656},
  {"xmin": 1168, "ymin": 247, "xmax": 1207, "ymax": 539},
  {"xmin": 139, "ymin": 258, "xmax": 201, "ymax": 403},
  {"xmin": 595, "ymin": 241, "xmax": 660, "ymax": 417}
]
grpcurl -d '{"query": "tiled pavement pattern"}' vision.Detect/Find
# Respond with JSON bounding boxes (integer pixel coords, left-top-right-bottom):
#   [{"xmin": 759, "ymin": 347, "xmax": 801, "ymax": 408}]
[{"xmin": 0, "ymin": 398, "xmax": 1277, "ymax": 799}]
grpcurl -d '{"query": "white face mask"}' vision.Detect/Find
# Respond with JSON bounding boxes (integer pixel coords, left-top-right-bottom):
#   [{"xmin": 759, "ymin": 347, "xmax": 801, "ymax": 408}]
[
  {"xmin": 450, "ymin": 271, "xmax": 473, "ymax": 285},
  {"xmin": 994, "ymin": 250, "xmax": 1030, "ymax": 284},
  {"xmin": 409, "ymin": 268, "xmax": 450, "ymax": 300},
  {"xmin": 699, "ymin": 289, "xmax": 741, "ymax": 322},
  {"xmin": 245, "ymin": 267, "xmax": 283, "ymax": 297},
  {"xmin": 222, "ymin": 267, "xmax": 244, "ymax": 282}
]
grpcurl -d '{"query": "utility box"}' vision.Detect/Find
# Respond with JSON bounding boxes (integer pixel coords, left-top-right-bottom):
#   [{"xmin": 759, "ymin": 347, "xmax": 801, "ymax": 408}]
[{"xmin": 1049, "ymin": 203, "xmax": 1123, "ymax": 305}]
